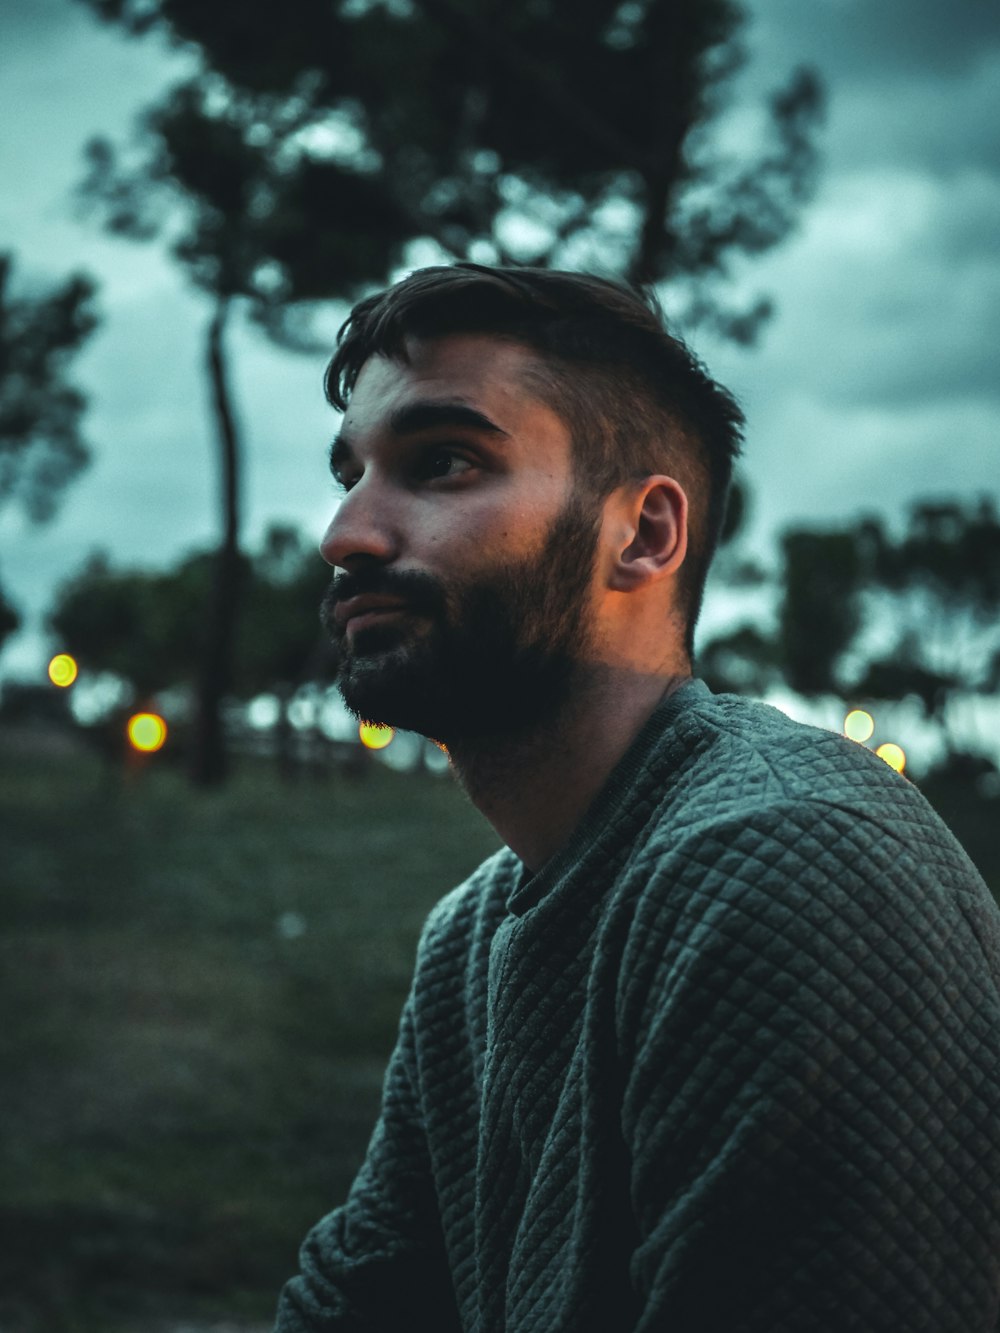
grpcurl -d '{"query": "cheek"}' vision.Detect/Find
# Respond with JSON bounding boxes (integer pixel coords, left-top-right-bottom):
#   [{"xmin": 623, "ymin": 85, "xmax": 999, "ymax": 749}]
[
  {"xmin": 418, "ymin": 470, "xmax": 574, "ymax": 565},
  {"xmin": 483, "ymin": 488, "xmax": 570, "ymax": 548}
]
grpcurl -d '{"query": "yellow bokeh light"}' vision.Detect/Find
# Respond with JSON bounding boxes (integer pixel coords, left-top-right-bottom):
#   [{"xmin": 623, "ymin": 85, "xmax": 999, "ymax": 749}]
[
  {"xmin": 48, "ymin": 653, "xmax": 78, "ymax": 688},
  {"xmin": 844, "ymin": 708, "xmax": 875, "ymax": 743},
  {"xmin": 875, "ymin": 742, "xmax": 906, "ymax": 774},
  {"xmin": 127, "ymin": 712, "xmax": 168, "ymax": 753},
  {"xmin": 359, "ymin": 721, "xmax": 395, "ymax": 750}
]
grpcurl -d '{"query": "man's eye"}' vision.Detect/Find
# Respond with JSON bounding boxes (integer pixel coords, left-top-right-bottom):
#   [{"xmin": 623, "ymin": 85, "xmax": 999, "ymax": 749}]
[{"xmin": 413, "ymin": 448, "xmax": 474, "ymax": 482}]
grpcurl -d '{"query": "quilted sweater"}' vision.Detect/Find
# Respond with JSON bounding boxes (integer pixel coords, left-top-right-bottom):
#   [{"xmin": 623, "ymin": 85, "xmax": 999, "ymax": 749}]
[{"xmin": 276, "ymin": 679, "xmax": 1000, "ymax": 1332}]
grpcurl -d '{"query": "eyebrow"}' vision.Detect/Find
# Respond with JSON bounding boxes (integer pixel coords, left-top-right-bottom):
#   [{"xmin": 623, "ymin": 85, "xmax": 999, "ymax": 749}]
[{"xmin": 328, "ymin": 399, "xmax": 509, "ymax": 475}]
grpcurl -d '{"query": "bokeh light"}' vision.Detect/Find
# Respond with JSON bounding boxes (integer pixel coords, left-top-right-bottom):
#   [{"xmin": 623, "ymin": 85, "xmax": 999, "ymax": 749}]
[
  {"xmin": 875, "ymin": 742, "xmax": 906, "ymax": 773},
  {"xmin": 47, "ymin": 653, "xmax": 78, "ymax": 688},
  {"xmin": 844, "ymin": 708, "xmax": 875, "ymax": 742},
  {"xmin": 127, "ymin": 712, "xmax": 168, "ymax": 753},
  {"xmin": 359, "ymin": 721, "xmax": 394, "ymax": 750}
]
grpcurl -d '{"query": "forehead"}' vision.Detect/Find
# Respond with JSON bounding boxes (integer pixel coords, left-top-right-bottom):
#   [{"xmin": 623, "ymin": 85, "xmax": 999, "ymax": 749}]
[{"xmin": 342, "ymin": 333, "xmax": 566, "ymax": 445}]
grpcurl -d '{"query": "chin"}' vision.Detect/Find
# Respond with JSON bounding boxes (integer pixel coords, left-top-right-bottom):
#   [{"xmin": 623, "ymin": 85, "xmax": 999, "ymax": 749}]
[
  {"xmin": 339, "ymin": 656, "xmax": 575, "ymax": 750},
  {"xmin": 337, "ymin": 643, "xmax": 433, "ymax": 731}
]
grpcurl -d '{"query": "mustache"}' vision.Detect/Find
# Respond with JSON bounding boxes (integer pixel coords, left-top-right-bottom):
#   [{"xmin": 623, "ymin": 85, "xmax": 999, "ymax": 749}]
[{"xmin": 320, "ymin": 566, "xmax": 448, "ymax": 632}]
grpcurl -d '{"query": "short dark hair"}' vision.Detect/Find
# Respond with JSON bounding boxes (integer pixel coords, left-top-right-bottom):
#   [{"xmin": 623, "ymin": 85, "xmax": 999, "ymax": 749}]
[{"xmin": 326, "ymin": 263, "xmax": 744, "ymax": 657}]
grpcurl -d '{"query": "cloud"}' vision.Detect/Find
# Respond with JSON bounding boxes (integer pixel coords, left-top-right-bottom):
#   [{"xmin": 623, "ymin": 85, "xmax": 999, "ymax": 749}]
[
  {"xmin": 751, "ymin": 0, "xmax": 1000, "ymax": 85},
  {"xmin": 698, "ymin": 377, "xmax": 995, "ymax": 562},
  {"xmin": 733, "ymin": 166, "xmax": 1000, "ymax": 411},
  {"xmin": 0, "ymin": 0, "xmax": 93, "ymax": 51},
  {"xmin": 0, "ymin": 0, "xmax": 194, "ymax": 256},
  {"xmin": 741, "ymin": 0, "xmax": 1000, "ymax": 189},
  {"xmin": 828, "ymin": 49, "xmax": 1000, "ymax": 175}
]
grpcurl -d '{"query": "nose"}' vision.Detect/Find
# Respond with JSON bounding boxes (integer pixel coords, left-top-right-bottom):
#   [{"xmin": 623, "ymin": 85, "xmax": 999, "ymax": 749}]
[{"xmin": 319, "ymin": 479, "xmax": 398, "ymax": 571}]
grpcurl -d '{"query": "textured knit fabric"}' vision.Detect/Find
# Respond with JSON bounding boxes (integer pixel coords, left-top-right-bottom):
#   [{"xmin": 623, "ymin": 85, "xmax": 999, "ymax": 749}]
[{"xmin": 275, "ymin": 679, "xmax": 1000, "ymax": 1332}]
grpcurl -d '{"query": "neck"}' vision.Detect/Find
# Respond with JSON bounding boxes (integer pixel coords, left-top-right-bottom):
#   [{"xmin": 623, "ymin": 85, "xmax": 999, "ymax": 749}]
[{"xmin": 447, "ymin": 666, "xmax": 691, "ymax": 872}]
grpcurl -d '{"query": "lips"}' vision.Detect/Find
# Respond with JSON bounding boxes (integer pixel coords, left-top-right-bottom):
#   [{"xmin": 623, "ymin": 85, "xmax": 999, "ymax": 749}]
[{"xmin": 332, "ymin": 593, "xmax": 411, "ymax": 630}]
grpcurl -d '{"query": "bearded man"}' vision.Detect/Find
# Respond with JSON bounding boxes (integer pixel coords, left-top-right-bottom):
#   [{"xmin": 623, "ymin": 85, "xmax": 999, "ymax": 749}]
[{"xmin": 275, "ymin": 264, "xmax": 1000, "ymax": 1333}]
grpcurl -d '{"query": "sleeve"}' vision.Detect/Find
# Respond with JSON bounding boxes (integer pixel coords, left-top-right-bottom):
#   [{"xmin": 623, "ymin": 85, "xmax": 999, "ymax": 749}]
[
  {"xmin": 274, "ymin": 993, "xmax": 462, "ymax": 1332},
  {"xmin": 616, "ymin": 799, "xmax": 1000, "ymax": 1333}
]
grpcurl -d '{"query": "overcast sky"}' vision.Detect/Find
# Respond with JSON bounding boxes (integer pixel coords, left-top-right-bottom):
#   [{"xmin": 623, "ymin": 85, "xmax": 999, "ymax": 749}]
[{"xmin": 1, "ymin": 0, "xmax": 997, "ymax": 681}]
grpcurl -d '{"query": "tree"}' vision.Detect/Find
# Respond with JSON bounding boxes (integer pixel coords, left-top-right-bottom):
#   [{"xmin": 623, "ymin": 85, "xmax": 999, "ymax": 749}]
[
  {"xmin": 777, "ymin": 528, "xmax": 865, "ymax": 697},
  {"xmin": 235, "ymin": 524, "xmax": 334, "ymax": 698},
  {"xmin": 75, "ymin": 0, "xmax": 824, "ymax": 783},
  {"xmin": 76, "ymin": 68, "xmax": 424, "ymax": 785},
  {"xmin": 0, "ymin": 253, "xmax": 98, "ymax": 524},
  {"xmin": 848, "ymin": 500, "xmax": 1000, "ymax": 757},
  {"xmin": 49, "ymin": 548, "xmax": 217, "ymax": 697},
  {"xmin": 235, "ymin": 525, "xmax": 336, "ymax": 778},
  {"xmin": 771, "ymin": 499, "xmax": 1000, "ymax": 763},
  {"xmin": 694, "ymin": 473, "xmax": 779, "ymax": 694},
  {"xmin": 698, "ymin": 492, "xmax": 1000, "ymax": 764},
  {"xmin": 0, "ymin": 581, "xmax": 19, "ymax": 661},
  {"xmin": 48, "ymin": 527, "xmax": 333, "ymax": 770},
  {"xmin": 698, "ymin": 622, "xmax": 782, "ymax": 698},
  {"xmin": 80, "ymin": 0, "xmax": 824, "ymax": 339},
  {"xmin": 0, "ymin": 252, "xmax": 99, "ymax": 669}
]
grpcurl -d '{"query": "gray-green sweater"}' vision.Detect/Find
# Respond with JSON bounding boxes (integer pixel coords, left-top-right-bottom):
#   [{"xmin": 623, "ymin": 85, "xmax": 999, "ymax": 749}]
[{"xmin": 276, "ymin": 680, "xmax": 1000, "ymax": 1331}]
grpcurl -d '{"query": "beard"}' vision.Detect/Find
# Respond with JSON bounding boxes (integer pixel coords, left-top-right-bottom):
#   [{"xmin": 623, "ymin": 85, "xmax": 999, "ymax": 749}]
[{"xmin": 319, "ymin": 493, "xmax": 601, "ymax": 747}]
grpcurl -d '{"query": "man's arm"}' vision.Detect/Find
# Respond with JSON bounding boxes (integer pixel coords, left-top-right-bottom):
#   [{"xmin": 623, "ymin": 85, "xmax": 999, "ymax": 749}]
[
  {"xmin": 275, "ymin": 994, "xmax": 461, "ymax": 1332},
  {"xmin": 617, "ymin": 800, "xmax": 1000, "ymax": 1332}
]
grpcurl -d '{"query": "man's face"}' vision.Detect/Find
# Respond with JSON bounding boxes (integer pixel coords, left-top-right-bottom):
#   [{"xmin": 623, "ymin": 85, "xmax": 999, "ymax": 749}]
[{"xmin": 319, "ymin": 335, "xmax": 603, "ymax": 745}]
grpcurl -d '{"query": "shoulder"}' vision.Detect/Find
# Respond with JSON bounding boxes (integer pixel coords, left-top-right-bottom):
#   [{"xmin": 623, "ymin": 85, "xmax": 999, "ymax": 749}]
[
  {"xmin": 669, "ymin": 684, "xmax": 915, "ymax": 817},
  {"xmin": 651, "ymin": 685, "xmax": 984, "ymax": 892},
  {"xmin": 616, "ymin": 781, "xmax": 1000, "ymax": 1083},
  {"xmin": 618, "ymin": 686, "xmax": 1000, "ymax": 997}
]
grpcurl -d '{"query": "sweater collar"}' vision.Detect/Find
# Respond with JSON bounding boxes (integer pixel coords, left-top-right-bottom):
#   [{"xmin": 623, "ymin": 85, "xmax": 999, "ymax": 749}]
[{"xmin": 505, "ymin": 676, "xmax": 711, "ymax": 916}]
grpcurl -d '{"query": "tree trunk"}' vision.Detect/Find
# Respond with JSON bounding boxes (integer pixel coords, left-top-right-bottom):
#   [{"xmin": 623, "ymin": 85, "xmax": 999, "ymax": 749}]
[
  {"xmin": 274, "ymin": 681, "xmax": 297, "ymax": 783},
  {"xmin": 631, "ymin": 170, "xmax": 675, "ymax": 286},
  {"xmin": 192, "ymin": 296, "xmax": 244, "ymax": 787}
]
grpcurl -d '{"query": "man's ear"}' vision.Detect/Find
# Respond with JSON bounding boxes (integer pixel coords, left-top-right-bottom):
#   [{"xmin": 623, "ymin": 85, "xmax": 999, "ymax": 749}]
[{"xmin": 607, "ymin": 476, "xmax": 688, "ymax": 592}]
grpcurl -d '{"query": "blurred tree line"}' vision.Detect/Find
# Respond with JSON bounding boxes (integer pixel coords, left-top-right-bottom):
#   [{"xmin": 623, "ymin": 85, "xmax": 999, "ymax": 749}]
[
  {"xmin": 701, "ymin": 492, "xmax": 1000, "ymax": 780},
  {"xmin": 42, "ymin": 490, "xmax": 1000, "ymax": 785},
  {"xmin": 47, "ymin": 524, "xmax": 335, "ymax": 775},
  {"xmin": 70, "ymin": 0, "xmax": 824, "ymax": 784}
]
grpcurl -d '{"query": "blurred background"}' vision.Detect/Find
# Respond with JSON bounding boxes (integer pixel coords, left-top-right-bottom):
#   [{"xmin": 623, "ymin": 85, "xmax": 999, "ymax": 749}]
[{"xmin": 1, "ymin": 0, "xmax": 998, "ymax": 1328}]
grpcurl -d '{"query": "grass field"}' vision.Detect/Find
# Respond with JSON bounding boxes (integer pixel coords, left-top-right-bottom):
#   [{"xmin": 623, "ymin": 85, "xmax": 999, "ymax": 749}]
[
  {"xmin": 0, "ymin": 726, "xmax": 500, "ymax": 1332},
  {"xmin": 1, "ymin": 723, "xmax": 996, "ymax": 1333}
]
